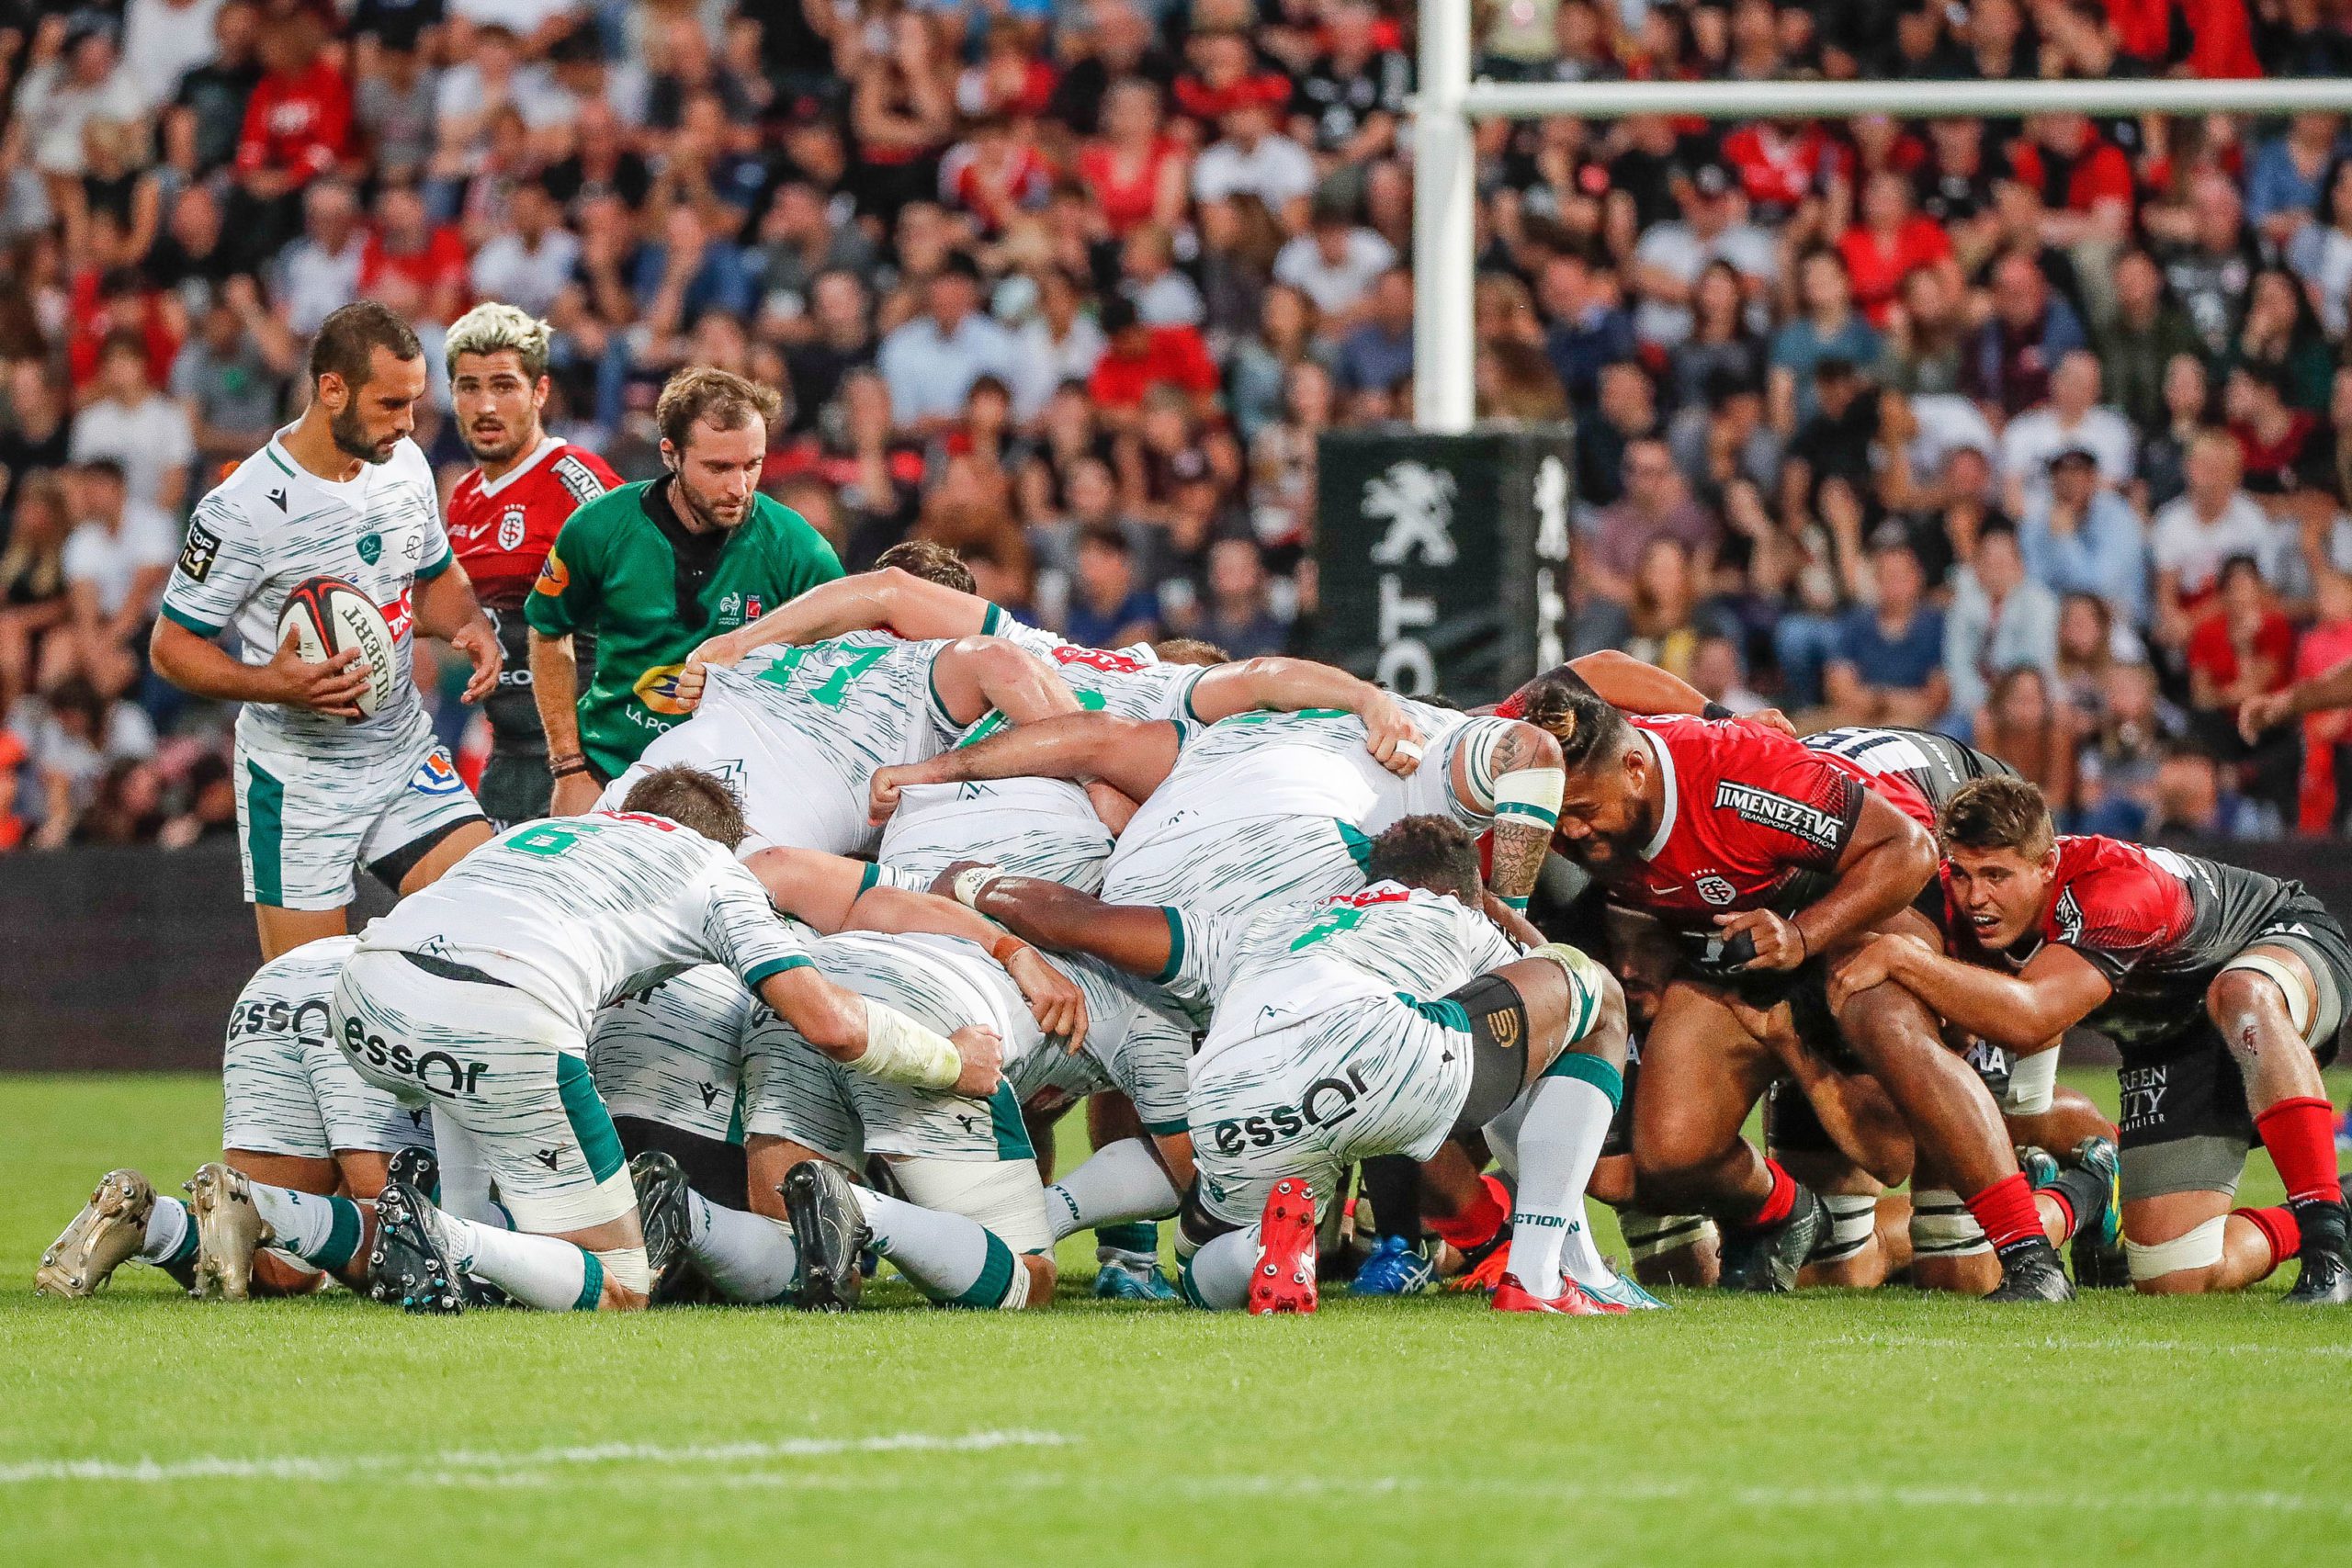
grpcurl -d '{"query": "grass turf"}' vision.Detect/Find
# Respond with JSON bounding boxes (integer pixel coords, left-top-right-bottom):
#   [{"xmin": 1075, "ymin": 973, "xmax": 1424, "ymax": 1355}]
[{"xmin": 4, "ymin": 1071, "xmax": 2348, "ymax": 1568}]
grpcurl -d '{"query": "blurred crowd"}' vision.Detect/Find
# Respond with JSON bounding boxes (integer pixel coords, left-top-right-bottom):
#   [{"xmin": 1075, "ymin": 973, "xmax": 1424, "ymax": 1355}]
[{"xmin": 6, "ymin": 0, "xmax": 2352, "ymax": 852}]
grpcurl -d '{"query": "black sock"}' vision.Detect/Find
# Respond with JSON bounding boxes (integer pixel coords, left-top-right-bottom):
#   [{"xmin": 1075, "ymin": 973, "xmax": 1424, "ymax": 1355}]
[
  {"xmin": 1359, "ymin": 1156, "xmax": 1422, "ymax": 1244},
  {"xmin": 612, "ymin": 1118, "xmax": 749, "ymax": 1211},
  {"xmin": 2043, "ymin": 1167, "xmax": 2109, "ymax": 1241}
]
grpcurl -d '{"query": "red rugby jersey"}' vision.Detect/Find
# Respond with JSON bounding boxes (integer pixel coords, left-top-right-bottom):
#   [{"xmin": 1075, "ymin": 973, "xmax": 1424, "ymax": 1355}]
[{"xmin": 446, "ymin": 437, "xmax": 620, "ymax": 609}]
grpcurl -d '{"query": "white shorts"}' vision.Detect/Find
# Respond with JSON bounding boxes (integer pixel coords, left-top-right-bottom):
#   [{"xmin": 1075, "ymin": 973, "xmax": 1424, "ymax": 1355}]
[
  {"xmin": 330, "ymin": 949, "xmax": 634, "ymax": 1233},
  {"xmin": 1103, "ymin": 813, "xmax": 1366, "ymax": 932},
  {"xmin": 586, "ymin": 964, "xmax": 753, "ymax": 1143},
  {"xmin": 235, "ymin": 726, "xmax": 483, "ymax": 910},
  {"xmin": 222, "ymin": 1010, "xmax": 434, "ymax": 1160},
  {"xmin": 879, "ymin": 778, "xmax": 1114, "ymax": 893},
  {"xmin": 1189, "ymin": 990, "xmax": 1473, "ymax": 1227}
]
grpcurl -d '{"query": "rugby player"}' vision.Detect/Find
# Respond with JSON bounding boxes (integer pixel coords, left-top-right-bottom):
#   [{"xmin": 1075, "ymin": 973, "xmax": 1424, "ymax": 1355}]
[
  {"xmin": 37, "ymin": 937, "xmax": 431, "ymax": 1301},
  {"xmin": 328, "ymin": 765, "xmax": 1009, "ymax": 1314},
  {"xmin": 441, "ymin": 303, "xmax": 620, "ymax": 827},
  {"xmin": 1835, "ymin": 775, "xmax": 2352, "ymax": 1303},
  {"xmin": 151, "ymin": 302, "xmax": 503, "ymax": 959},
  {"xmin": 1535, "ymin": 694, "xmax": 2075, "ymax": 1300}
]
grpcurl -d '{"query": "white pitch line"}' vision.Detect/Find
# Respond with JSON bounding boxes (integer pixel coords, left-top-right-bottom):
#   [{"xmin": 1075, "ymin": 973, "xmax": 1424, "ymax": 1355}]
[
  {"xmin": 0, "ymin": 1430, "xmax": 1071, "ymax": 1487},
  {"xmin": 1809, "ymin": 1331, "xmax": 2352, "ymax": 1360}
]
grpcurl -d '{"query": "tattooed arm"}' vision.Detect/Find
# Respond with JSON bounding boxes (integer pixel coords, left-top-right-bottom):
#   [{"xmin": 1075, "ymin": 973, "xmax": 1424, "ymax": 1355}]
[{"xmin": 1464, "ymin": 719, "xmax": 1566, "ymax": 909}]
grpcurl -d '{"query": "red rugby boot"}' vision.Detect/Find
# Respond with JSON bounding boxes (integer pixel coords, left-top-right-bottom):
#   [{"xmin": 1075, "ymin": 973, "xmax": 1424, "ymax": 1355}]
[
  {"xmin": 1490, "ymin": 1272, "xmax": 1619, "ymax": 1315},
  {"xmin": 1246, "ymin": 1179, "xmax": 1319, "ymax": 1315}
]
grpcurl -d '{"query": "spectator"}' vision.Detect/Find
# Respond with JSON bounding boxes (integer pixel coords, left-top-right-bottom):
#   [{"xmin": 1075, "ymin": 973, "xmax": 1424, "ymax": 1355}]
[
  {"xmin": 1332, "ymin": 267, "xmax": 1413, "ymax": 397},
  {"xmin": 54, "ymin": 460, "xmax": 175, "ymax": 702},
  {"xmin": 171, "ymin": 277, "xmax": 299, "ymax": 470},
  {"xmin": 1623, "ymin": 536, "xmax": 1711, "ymax": 682},
  {"xmin": 2247, "ymin": 114, "xmax": 2343, "ymax": 254},
  {"xmin": 2233, "ymin": 267, "xmax": 2334, "ymax": 413},
  {"xmin": 1584, "ymin": 435, "xmax": 1720, "ymax": 613},
  {"xmin": 1272, "ymin": 204, "xmax": 1394, "ymax": 324},
  {"xmin": 1121, "ymin": 222, "xmax": 1204, "ymax": 326},
  {"xmin": 1966, "ymin": 250, "xmax": 2089, "ymax": 419},
  {"xmin": 1997, "ymin": 349, "xmax": 2135, "ymax": 514},
  {"xmin": 1771, "ymin": 249, "xmax": 1881, "ymax": 434},
  {"xmin": 362, "ymin": 183, "xmax": 469, "ymax": 322},
  {"xmin": 2288, "ymin": 157, "xmax": 2352, "ymax": 340},
  {"xmin": 876, "ymin": 252, "xmax": 1024, "ymax": 435},
  {"xmin": 1944, "ymin": 521, "xmax": 2060, "ymax": 721},
  {"xmin": 2224, "ymin": 362, "xmax": 2334, "ymax": 537},
  {"xmin": 1838, "ymin": 169, "xmax": 1958, "ymax": 330},
  {"xmin": 469, "ymin": 177, "xmax": 582, "ymax": 317},
  {"xmin": 1192, "ymin": 99, "xmax": 1317, "ymax": 231},
  {"xmin": 1075, "ymin": 78, "xmax": 1188, "ymax": 241},
  {"xmin": 0, "ymin": 363, "xmax": 74, "ymax": 522},
  {"xmin": 274, "ymin": 178, "xmax": 368, "ymax": 337},
  {"xmin": 2096, "ymin": 248, "xmax": 2202, "ymax": 436},
  {"xmin": 1824, "ymin": 529, "xmax": 1949, "ymax": 728},
  {"xmin": 123, "ymin": 0, "xmax": 229, "ymax": 113},
  {"xmin": 70, "ymin": 333, "xmax": 195, "ymax": 518},
  {"xmin": 2138, "ymin": 351, "xmax": 2212, "ymax": 514},
  {"xmin": 1292, "ymin": 0, "xmax": 1409, "ymax": 169},
  {"xmin": 2151, "ymin": 430, "xmax": 2281, "ymax": 649},
  {"xmin": 2146, "ymin": 745, "xmax": 2280, "ymax": 843},
  {"xmin": 1976, "ymin": 665, "xmax": 2076, "ymax": 815},
  {"xmin": 1228, "ymin": 280, "xmax": 1320, "ymax": 443},
  {"xmin": 164, "ymin": 0, "xmax": 263, "ymax": 180},
  {"xmin": 2186, "ymin": 553, "xmax": 2296, "ymax": 716},
  {"xmin": 2053, "ymin": 589, "xmax": 2138, "ymax": 720},
  {"xmin": 1087, "ymin": 295, "xmax": 1219, "ymax": 425},
  {"xmin": 1629, "ymin": 161, "xmax": 1778, "ymax": 351},
  {"xmin": 13, "ymin": 675, "xmax": 157, "ymax": 852},
  {"xmin": 351, "ymin": 35, "xmax": 437, "ymax": 186},
  {"xmin": 1876, "ymin": 264, "xmax": 1968, "ymax": 397},
  {"xmin": 1063, "ymin": 524, "xmax": 1159, "ymax": 647},
  {"xmin": 1012, "ymin": 270, "xmax": 1104, "ymax": 422},
  {"xmin": 756, "ymin": 183, "xmax": 877, "ymax": 342},
  {"xmin": 2019, "ymin": 446, "xmax": 2152, "ymax": 627},
  {"xmin": 1544, "ymin": 248, "xmax": 1639, "ymax": 414},
  {"xmin": 13, "ymin": 20, "xmax": 147, "ymax": 187},
  {"xmin": 1197, "ymin": 536, "xmax": 1286, "ymax": 660},
  {"xmin": 0, "ymin": 474, "xmax": 74, "ymax": 716},
  {"xmin": 1690, "ymin": 630, "xmax": 1770, "ymax": 716},
  {"xmin": 2160, "ymin": 174, "xmax": 2259, "ymax": 361},
  {"xmin": 782, "ymin": 270, "xmax": 877, "ymax": 434},
  {"xmin": 230, "ymin": 13, "xmax": 353, "ymax": 261}
]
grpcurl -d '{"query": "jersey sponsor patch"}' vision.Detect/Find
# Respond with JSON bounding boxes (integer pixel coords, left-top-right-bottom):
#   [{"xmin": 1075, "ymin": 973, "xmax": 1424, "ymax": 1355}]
[
  {"xmin": 552, "ymin": 455, "xmax": 609, "ymax": 506},
  {"xmin": 633, "ymin": 662, "xmax": 695, "ymax": 716},
  {"xmin": 1054, "ymin": 645, "xmax": 1149, "ymax": 674},
  {"xmin": 411, "ymin": 747, "xmax": 466, "ymax": 795},
  {"xmin": 1713, "ymin": 780, "xmax": 1842, "ymax": 850},
  {"xmin": 178, "ymin": 520, "xmax": 222, "ymax": 582}
]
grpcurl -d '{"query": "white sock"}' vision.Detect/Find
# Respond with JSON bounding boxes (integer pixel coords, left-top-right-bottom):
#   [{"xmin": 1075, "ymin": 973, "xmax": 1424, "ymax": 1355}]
[
  {"xmin": 1505, "ymin": 1070, "xmax": 1618, "ymax": 1297},
  {"xmin": 1044, "ymin": 1139, "xmax": 1182, "ymax": 1242},
  {"xmin": 246, "ymin": 1181, "xmax": 368, "ymax": 1271},
  {"xmin": 426, "ymin": 1206, "xmax": 599, "ymax": 1312},
  {"xmin": 852, "ymin": 1187, "xmax": 1022, "ymax": 1308},
  {"xmin": 139, "ymin": 1195, "xmax": 194, "ymax": 1267},
  {"xmin": 1181, "ymin": 1225, "xmax": 1259, "ymax": 1310},
  {"xmin": 426, "ymin": 1112, "xmax": 511, "ymax": 1227},
  {"xmin": 686, "ymin": 1191, "xmax": 798, "ymax": 1303}
]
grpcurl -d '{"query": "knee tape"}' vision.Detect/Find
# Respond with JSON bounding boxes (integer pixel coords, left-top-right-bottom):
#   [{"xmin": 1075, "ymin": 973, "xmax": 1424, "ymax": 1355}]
[
  {"xmin": 1814, "ymin": 1193, "xmax": 1878, "ymax": 1265},
  {"xmin": 1910, "ymin": 1189, "xmax": 1990, "ymax": 1258},
  {"xmin": 1618, "ymin": 1210, "xmax": 1716, "ymax": 1263},
  {"xmin": 2218, "ymin": 953, "xmax": 2316, "ymax": 1043},
  {"xmin": 592, "ymin": 1245, "xmax": 651, "ymax": 1295},
  {"xmin": 2002, "ymin": 1048, "xmax": 2059, "ymax": 1117},
  {"xmin": 2125, "ymin": 1215, "xmax": 2229, "ymax": 1281}
]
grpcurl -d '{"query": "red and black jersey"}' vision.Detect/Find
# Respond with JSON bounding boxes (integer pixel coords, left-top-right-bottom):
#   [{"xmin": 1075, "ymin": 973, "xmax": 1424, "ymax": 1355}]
[
  {"xmin": 1942, "ymin": 835, "xmax": 2305, "ymax": 1048},
  {"xmin": 1804, "ymin": 726, "xmax": 2015, "ymax": 820},
  {"xmin": 447, "ymin": 437, "xmax": 622, "ymax": 610}
]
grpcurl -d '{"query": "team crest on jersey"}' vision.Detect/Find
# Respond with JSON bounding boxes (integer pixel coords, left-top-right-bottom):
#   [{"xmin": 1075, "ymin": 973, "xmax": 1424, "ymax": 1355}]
[
  {"xmin": 535, "ymin": 549, "xmax": 570, "ymax": 595},
  {"xmin": 357, "ymin": 533, "xmax": 382, "ymax": 565},
  {"xmin": 634, "ymin": 662, "xmax": 695, "ymax": 715},
  {"xmin": 498, "ymin": 504, "xmax": 527, "ymax": 551},
  {"xmin": 411, "ymin": 749, "xmax": 465, "ymax": 795},
  {"xmin": 1713, "ymin": 781, "xmax": 1841, "ymax": 850},
  {"xmin": 177, "ymin": 520, "xmax": 221, "ymax": 582},
  {"xmin": 1696, "ymin": 874, "xmax": 1736, "ymax": 906}
]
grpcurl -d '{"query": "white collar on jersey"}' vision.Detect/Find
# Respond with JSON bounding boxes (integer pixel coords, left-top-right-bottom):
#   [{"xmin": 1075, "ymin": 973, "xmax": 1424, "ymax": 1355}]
[
  {"xmin": 1637, "ymin": 727, "xmax": 1678, "ymax": 863},
  {"xmin": 471, "ymin": 433, "xmax": 565, "ymax": 499}
]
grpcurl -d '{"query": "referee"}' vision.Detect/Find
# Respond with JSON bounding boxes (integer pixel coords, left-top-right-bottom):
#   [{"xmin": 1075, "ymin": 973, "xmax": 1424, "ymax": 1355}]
[{"xmin": 527, "ymin": 367, "xmax": 842, "ymax": 813}]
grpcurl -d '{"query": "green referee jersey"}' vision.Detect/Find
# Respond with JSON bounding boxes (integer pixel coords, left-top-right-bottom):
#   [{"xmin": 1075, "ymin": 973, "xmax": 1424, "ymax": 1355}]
[{"xmin": 526, "ymin": 478, "xmax": 842, "ymax": 778}]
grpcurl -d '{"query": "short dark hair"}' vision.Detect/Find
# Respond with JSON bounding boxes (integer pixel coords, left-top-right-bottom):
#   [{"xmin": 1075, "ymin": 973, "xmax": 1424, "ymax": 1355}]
[
  {"xmin": 622, "ymin": 763, "xmax": 749, "ymax": 849},
  {"xmin": 875, "ymin": 538, "xmax": 977, "ymax": 594},
  {"xmin": 1152, "ymin": 637, "xmax": 1229, "ymax": 667},
  {"xmin": 1519, "ymin": 682, "xmax": 1627, "ymax": 773},
  {"xmin": 1077, "ymin": 524, "xmax": 1130, "ymax": 558},
  {"xmin": 308, "ymin": 300, "xmax": 424, "ymax": 389},
  {"xmin": 655, "ymin": 366, "xmax": 784, "ymax": 453},
  {"xmin": 1365, "ymin": 816, "xmax": 1483, "ymax": 905},
  {"xmin": 1939, "ymin": 773, "xmax": 2055, "ymax": 861}
]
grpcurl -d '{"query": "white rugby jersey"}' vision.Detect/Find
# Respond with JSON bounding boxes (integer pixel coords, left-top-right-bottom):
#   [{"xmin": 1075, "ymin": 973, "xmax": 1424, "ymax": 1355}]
[
  {"xmin": 356, "ymin": 811, "xmax": 815, "ymax": 1033},
  {"xmin": 1172, "ymin": 882, "xmax": 1522, "ymax": 1065},
  {"xmin": 159, "ymin": 432, "xmax": 450, "ymax": 761},
  {"xmin": 985, "ymin": 613, "xmax": 1208, "ymax": 725},
  {"xmin": 228, "ymin": 934, "xmax": 359, "ymax": 1049},
  {"xmin": 587, "ymin": 963, "xmax": 755, "ymax": 1129},
  {"xmin": 879, "ymin": 777, "xmax": 1116, "ymax": 892},
  {"xmin": 1001, "ymin": 953, "xmax": 1196, "ymax": 1134},
  {"xmin": 800, "ymin": 930, "xmax": 1041, "ymax": 1067}
]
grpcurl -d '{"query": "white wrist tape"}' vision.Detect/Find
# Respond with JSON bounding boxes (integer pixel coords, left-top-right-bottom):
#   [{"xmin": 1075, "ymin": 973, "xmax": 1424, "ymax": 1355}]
[
  {"xmin": 851, "ymin": 1000, "xmax": 963, "ymax": 1089},
  {"xmin": 1493, "ymin": 766, "xmax": 1566, "ymax": 829},
  {"xmin": 951, "ymin": 864, "xmax": 1003, "ymax": 908},
  {"xmin": 2001, "ymin": 1046, "xmax": 2060, "ymax": 1116}
]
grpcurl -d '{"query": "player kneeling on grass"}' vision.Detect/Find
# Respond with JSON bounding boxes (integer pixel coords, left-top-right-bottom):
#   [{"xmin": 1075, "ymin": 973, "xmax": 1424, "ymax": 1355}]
[
  {"xmin": 39, "ymin": 936, "xmax": 433, "ymax": 1301},
  {"xmin": 1835, "ymin": 774, "xmax": 2352, "ymax": 1303},
  {"xmin": 323, "ymin": 764, "xmax": 1001, "ymax": 1313}
]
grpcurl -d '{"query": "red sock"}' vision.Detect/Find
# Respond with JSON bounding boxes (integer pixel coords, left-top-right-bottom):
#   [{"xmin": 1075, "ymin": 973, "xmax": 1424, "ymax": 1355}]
[
  {"xmin": 2253, "ymin": 1097, "xmax": 2344, "ymax": 1205},
  {"xmin": 2039, "ymin": 1186, "xmax": 2076, "ymax": 1242},
  {"xmin": 1964, "ymin": 1173, "xmax": 2043, "ymax": 1250},
  {"xmin": 2233, "ymin": 1205, "xmax": 2303, "ymax": 1278},
  {"xmin": 1744, "ymin": 1159, "xmax": 1796, "ymax": 1230},
  {"xmin": 1428, "ymin": 1174, "xmax": 1509, "ymax": 1251}
]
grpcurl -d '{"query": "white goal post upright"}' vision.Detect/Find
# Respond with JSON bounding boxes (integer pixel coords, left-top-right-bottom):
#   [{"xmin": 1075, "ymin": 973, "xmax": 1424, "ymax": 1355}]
[{"xmin": 1410, "ymin": 55, "xmax": 2352, "ymax": 434}]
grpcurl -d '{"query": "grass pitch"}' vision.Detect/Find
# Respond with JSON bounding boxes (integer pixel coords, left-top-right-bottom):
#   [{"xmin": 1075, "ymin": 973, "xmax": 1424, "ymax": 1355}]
[{"xmin": 4, "ymin": 1073, "xmax": 2348, "ymax": 1568}]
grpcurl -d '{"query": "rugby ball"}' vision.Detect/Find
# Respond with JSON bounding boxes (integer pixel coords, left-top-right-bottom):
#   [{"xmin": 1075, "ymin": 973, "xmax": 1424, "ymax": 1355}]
[{"xmin": 277, "ymin": 576, "xmax": 401, "ymax": 719}]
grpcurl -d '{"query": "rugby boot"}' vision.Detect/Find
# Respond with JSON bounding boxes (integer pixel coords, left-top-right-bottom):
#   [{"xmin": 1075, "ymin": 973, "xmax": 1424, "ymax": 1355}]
[
  {"xmin": 1349, "ymin": 1234, "xmax": 1435, "ymax": 1297},
  {"xmin": 1586, "ymin": 1272, "xmax": 1670, "ymax": 1311},
  {"xmin": 367, "ymin": 1179, "xmax": 465, "ymax": 1314},
  {"xmin": 385, "ymin": 1145, "xmax": 439, "ymax": 1204},
  {"xmin": 37, "ymin": 1169, "xmax": 154, "ymax": 1298},
  {"xmin": 2282, "ymin": 1197, "xmax": 2352, "ymax": 1305},
  {"xmin": 2016, "ymin": 1145, "xmax": 2059, "ymax": 1190},
  {"xmin": 2064, "ymin": 1137, "xmax": 2128, "ymax": 1290},
  {"xmin": 1717, "ymin": 1185, "xmax": 1828, "ymax": 1293},
  {"xmin": 1491, "ymin": 1273, "xmax": 1616, "ymax": 1314},
  {"xmin": 1246, "ymin": 1179, "xmax": 1318, "ymax": 1314},
  {"xmin": 187, "ymin": 1162, "xmax": 271, "ymax": 1302},
  {"xmin": 628, "ymin": 1151, "xmax": 697, "ymax": 1304},
  {"xmin": 1984, "ymin": 1235, "xmax": 2075, "ymax": 1302},
  {"xmin": 783, "ymin": 1160, "xmax": 868, "ymax": 1313},
  {"xmin": 1093, "ymin": 1251, "xmax": 1180, "ymax": 1302}
]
